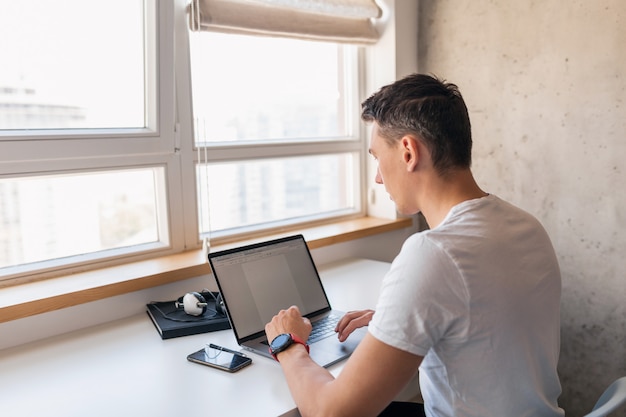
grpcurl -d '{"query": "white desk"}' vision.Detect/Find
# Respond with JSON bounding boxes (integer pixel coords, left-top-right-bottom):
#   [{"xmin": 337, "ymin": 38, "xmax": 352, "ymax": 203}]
[{"xmin": 0, "ymin": 258, "xmax": 408, "ymax": 417}]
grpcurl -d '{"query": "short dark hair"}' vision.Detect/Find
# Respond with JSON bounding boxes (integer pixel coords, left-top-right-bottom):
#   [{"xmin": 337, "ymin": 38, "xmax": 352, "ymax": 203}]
[{"xmin": 361, "ymin": 73, "xmax": 472, "ymax": 175}]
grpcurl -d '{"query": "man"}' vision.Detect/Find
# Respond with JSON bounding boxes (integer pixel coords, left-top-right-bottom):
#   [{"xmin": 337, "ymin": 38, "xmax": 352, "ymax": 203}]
[{"xmin": 265, "ymin": 74, "xmax": 563, "ymax": 417}]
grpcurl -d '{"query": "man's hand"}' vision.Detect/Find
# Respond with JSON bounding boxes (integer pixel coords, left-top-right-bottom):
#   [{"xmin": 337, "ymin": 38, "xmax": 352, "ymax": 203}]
[
  {"xmin": 265, "ymin": 305, "xmax": 312, "ymax": 343},
  {"xmin": 335, "ymin": 309, "xmax": 375, "ymax": 342}
]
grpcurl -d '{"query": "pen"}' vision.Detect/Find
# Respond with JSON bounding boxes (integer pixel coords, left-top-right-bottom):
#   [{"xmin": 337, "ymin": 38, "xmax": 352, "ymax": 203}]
[{"xmin": 208, "ymin": 343, "xmax": 248, "ymax": 358}]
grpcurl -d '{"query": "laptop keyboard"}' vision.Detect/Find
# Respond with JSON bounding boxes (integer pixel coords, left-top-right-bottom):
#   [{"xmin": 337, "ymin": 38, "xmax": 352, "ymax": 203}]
[
  {"xmin": 307, "ymin": 314, "xmax": 340, "ymax": 344},
  {"xmin": 261, "ymin": 314, "xmax": 340, "ymax": 346}
]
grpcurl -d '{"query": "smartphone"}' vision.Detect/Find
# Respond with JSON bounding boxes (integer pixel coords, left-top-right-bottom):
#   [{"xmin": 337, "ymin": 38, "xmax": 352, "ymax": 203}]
[{"xmin": 187, "ymin": 344, "xmax": 252, "ymax": 373}]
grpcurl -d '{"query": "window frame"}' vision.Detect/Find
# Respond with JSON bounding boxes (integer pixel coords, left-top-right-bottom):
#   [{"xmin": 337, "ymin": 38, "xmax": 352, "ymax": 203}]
[
  {"xmin": 178, "ymin": 2, "xmax": 370, "ymax": 244},
  {"xmin": 0, "ymin": 0, "xmax": 186, "ymax": 282}
]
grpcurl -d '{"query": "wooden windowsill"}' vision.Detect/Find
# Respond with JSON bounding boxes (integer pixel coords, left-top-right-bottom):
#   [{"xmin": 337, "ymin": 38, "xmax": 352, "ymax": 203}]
[{"xmin": 0, "ymin": 216, "xmax": 412, "ymax": 324}]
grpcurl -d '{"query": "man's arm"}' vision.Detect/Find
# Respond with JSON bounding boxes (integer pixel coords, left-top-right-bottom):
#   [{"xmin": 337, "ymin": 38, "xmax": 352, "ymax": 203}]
[{"xmin": 266, "ymin": 306, "xmax": 423, "ymax": 417}]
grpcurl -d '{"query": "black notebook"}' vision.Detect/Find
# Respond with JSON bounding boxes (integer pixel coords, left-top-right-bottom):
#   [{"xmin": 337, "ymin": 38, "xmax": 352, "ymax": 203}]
[{"xmin": 146, "ymin": 292, "xmax": 230, "ymax": 339}]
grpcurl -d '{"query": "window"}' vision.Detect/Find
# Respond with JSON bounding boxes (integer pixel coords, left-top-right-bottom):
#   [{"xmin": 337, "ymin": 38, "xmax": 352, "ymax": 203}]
[
  {"xmin": 0, "ymin": 0, "xmax": 145, "ymax": 130},
  {"xmin": 0, "ymin": 0, "xmax": 175, "ymax": 281},
  {"xmin": 0, "ymin": 168, "xmax": 168, "ymax": 274},
  {"xmin": 190, "ymin": 32, "xmax": 364, "ymax": 238}
]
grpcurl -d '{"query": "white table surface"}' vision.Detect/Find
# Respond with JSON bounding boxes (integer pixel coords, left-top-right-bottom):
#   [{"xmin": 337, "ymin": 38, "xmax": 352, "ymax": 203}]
[{"xmin": 0, "ymin": 258, "xmax": 395, "ymax": 417}]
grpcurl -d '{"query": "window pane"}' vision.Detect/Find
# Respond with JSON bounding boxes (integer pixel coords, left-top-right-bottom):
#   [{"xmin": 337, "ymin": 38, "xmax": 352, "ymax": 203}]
[
  {"xmin": 190, "ymin": 33, "xmax": 352, "ymax": 143},
  {"xmin": 0, "ymin": 0, "xmax": 145, "ymax": 131},
  {"xmin": 0, "ymin": 168, "xmax": 164, "ymax": 271},
  {"xmin": 197, "ymin": 154, "xmax": 357, "ymax": 235}
]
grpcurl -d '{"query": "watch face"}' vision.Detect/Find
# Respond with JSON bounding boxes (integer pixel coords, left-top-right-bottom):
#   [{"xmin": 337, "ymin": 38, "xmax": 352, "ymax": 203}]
[{"xmin": 270, "ymin": 333, "xmax": 292, "ymax": 351}]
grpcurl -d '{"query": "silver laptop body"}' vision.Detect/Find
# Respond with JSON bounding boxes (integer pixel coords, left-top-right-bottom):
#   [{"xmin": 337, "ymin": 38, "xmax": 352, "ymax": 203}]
[{"xmin": 207, "ymin": 235, "xmax": 366, "ymax": 368}]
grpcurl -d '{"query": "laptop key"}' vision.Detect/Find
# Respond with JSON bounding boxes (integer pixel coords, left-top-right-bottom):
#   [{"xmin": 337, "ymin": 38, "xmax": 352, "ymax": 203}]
[{"xmin": 307, "ymin": 315, "xmax": 340, "ymax": 343}]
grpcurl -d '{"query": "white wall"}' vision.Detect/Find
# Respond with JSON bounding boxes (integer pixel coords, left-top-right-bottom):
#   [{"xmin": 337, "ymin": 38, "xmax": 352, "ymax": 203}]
[{"xmin": 417, "ymin": 1, "xmax": 626, "ymax": 415}]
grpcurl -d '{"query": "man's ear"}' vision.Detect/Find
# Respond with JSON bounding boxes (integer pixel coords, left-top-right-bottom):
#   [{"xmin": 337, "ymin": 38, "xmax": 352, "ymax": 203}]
[{"xmin": 401, "ymin": 135, "xmax": 419, "ymax": 172}]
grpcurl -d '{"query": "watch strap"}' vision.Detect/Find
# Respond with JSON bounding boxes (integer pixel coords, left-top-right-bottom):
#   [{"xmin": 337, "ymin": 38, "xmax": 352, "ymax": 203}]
[{"xmin": 269, "ymin": 333, "xmax": 309, "ymax": 361}]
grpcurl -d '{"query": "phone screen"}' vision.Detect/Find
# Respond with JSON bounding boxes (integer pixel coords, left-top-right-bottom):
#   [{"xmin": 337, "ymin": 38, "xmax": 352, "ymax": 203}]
[{"xmin": 187, "ymin": 347, "xmax": 252, "ymax": 372}]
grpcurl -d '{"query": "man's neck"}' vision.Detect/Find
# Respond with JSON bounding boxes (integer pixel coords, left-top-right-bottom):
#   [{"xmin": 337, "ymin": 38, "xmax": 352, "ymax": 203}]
[{"xmin": 420, "ymin": 169, "xmax": 487, "ymax": 229}]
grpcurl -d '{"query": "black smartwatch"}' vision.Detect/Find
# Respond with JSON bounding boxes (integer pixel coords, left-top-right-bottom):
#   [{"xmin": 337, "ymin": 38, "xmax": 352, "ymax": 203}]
[{"xmin": 269, "ymin": 333, "xmax": 309, "ymax": 361}]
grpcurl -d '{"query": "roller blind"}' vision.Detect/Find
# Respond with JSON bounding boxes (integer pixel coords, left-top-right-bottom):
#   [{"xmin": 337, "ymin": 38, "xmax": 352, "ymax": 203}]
[{"xmin": 188, "ymin": 0, "xmax": 383, "ymax": 44}]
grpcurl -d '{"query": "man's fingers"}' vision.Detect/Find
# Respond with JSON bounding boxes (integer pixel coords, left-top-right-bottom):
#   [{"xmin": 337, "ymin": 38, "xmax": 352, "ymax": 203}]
[{"xmin": 335, "ymin": 310, "xmax": 375, "ymax": 342}]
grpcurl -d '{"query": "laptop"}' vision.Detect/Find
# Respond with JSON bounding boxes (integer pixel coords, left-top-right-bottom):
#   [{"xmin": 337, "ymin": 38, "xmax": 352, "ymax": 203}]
[{"xmin": 207, "ymin": 234, "xmax": 367, "ymax": 368}]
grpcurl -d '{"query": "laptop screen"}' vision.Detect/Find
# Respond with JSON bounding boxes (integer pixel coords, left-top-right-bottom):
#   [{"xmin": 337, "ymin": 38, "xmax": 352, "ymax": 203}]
[{"xmin": 208, "ymin": 235, "xmax": 331, "ymax": 341}]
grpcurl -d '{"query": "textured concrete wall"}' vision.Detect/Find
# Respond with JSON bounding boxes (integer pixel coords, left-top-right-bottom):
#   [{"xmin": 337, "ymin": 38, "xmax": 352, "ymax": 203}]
[{"xmin": 416, "ymin": 1, "xmax": 625, "ymax": 415}]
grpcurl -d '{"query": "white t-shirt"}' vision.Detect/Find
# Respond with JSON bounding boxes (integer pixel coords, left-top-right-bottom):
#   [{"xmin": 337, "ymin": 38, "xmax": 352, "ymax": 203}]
[{"xmin": 369, "ymin": 195, "xmax": 564, "ymax": 417}]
